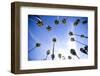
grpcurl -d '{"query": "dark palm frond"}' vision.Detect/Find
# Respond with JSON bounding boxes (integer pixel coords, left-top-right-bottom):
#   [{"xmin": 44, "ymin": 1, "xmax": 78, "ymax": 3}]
[
  {"xmin": 70, "ymin": 38, "xmax": 75, "ymax": 42},
  {"xmin": 80, "ymin": 35, "xmax": 88, "ymax": 38},
  {"xmin": 44, "ymin": 50, "xmax": 50, "ymax": 60},
  {"xmin": 52, "ymin": 38, "xmax": 56, "ymax": 42},
  {"xmin": 82, "ymin": 20, "xmax": 87, "ymax": 24},
  {"xmin": 62, "ymin": 18, "xmax": 66, "ymax": 24},
  {"xmin": 80, "ymin": 48, "xmax": 88, "ymax": 55},
  {"xmin": 36, "ymin": 43, "xmax": 41, "ymax": 47},
  {"xmin": 70, "ymin": 49, "xmax": 76, "ymax": 55},
  {"xmin": 71, "ymin": 38, "xmax": 87, "ymax": 46},
  {"xmin": 46, "ymin": 26, "xmax": 52, "ymax": 31},
  {"xmin": 74, "ymin": 19, "xmax": 80, "ymax": 26},
  {"xmin": 80, "ymin": 35, "xmax": 85, "ymax": 38},
  {"xmin": 58, "ymin": 53, "xmax": 62, "ymax": 59},
  {"xmin": 70, "ymin": 49, "xmax": 79, "ymax": 59},
  {"xmin": 47, "ymin": 50, "xmax": 50, "ymax": 55},
  {"xmin": 69, "ymin": 31, "xmax": 73, "ymax": 36},
  {"xmin": 74, "ymin": 21, "xmax": 78, "ymax": 26},
  {"xmin": 29, "ymin": 43, "xmax": 41, "ymax": 53},
  {"xmin": 84, "ymin": 45, "xmax": 88, "ymax": 51},
  {"xmin": 36, "ymin": 20, "xmax": 43, "ymax": 27},
  {"xmin": 77, "ymin": 19, "xmax": 80, "ymax": 22},
  {"xmin": 55, "ymin": 20, "xmax": 59, "ymax": 25},
  {"xmin": 68, "ymin": 56, "xmax": 72, "ymax": 59}
]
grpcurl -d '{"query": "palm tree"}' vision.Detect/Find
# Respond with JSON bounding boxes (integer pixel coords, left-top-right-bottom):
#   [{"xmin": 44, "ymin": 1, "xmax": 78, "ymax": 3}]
[
  {"xmin": 80, "ymin": 48, "xmax": 88, "ymax": 55},
  {"xmin": 62, "ymin": 18, "xmax": 67, "ymax": 24},
  {"xmin": 69, "ymin": 31, "xmax": 88, "ymax": 38},
  {"xmin": 46, "ymin": 25, "xmax": 52, "ymax": 31},
  {"xmin": 70, "ymin": 37, "xmax": 75, "ymax": 42},
  {"xmin": 55, "ymin": 20, "xmax": 59, "ymax": 25},
  {"xmin": 58, "ymin": 54, "xmax": 66, "ymax": 60},
  {"xmin": 73, "ymin": 19, "xmax": 80, "ymax": 26},
  {"xmin": 70, "ymin": 49, "xmax": 79, "ymax": 59},
  {"xmin": 68, "ymin": 56, "xmax": 72, "ymax": 60},
  {"xmin": 84, "ymin": 45, "xmax": 88, "ymax": 51},
  {"xmin": 44, "ymin": 50, "xmax": 50, "ymax": 60},
  {"xmin": 82, "ymin": 20, "xmax": 87, "ymax": 24},
  {"xmin": 35, "ymin": 16, "xmax": 43, "ymax": 27},
  {"xmin": 69, "ymin": 31, "xmax": 74, "ymax": 36},
  {"xmin": 70, "ymin": 37, "xmax": 87, "ymax": 46},
  {"xmin": 58, "ymin": 53, "xmax": 62, "ymax": 59},
  {"xmin": 29, "ymin": 43, "xmax": 41, "ymax": 53},
  {"xmin": 80, "ymin": 35, "xmax": 88, "ymax": 38},
  {"xmin": 36, "ymin": 20, "xmax": 43, "ymax": 27},
  {"xmin": 51, "ymin": 38, "xmax": 56, "ymax": 60},
  {"xmin": 54, "ymin": 16, "xmax": 60, "ymax": 25}
]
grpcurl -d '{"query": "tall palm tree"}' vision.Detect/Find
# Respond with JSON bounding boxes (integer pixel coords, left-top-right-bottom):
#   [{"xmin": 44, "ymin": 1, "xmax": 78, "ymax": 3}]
[
  {"xmin": 70, "ymin": 37, "xmax": 87, "ymax": 46},
  {"xmin": 51, "ymin": 38, "xmax": 56, "ymax": 60},
  {"xmin": 29, "ymin": 43, "xmax": 41, "ymax": 53},
  {"xmin": 69, "ymin": 31, "xmax": 88, "ymax": 38},
  {"xmin": 70, "ymin": 49, "xmax": 79, "ymax": 59},
  {"xmin": 45, "ymin": 50, "xmax": 50, "ymax": 60}
]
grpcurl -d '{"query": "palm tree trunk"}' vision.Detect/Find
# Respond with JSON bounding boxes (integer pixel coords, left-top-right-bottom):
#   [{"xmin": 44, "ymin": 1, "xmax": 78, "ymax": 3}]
[
  {"xmin": 76, "ymin": 40, "xmax": 87, "ymax": 46},
  {"xmin": 52, "ymin": 42, "xmax": 55, "ymax": 60},
  {"xmin": 28, "ymin": 47, "xmax": 36, "ymax": 53}
]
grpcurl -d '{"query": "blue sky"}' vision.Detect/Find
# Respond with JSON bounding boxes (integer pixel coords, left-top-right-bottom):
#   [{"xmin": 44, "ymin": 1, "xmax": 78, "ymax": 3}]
[{"xmin": 28, "ymin": 15, "xmax": 88, "ymax": 61}]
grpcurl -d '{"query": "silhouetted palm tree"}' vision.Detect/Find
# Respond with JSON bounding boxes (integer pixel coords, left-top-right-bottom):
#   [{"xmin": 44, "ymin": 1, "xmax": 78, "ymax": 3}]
[
  {"xmin": 44, "ymin": 50, "xmax": 50, "ymax": 60},
  {"xmin": 29, "ymin": 43, "xmax": 41, "ymax": 53},
  {"xmin": 58, "ymin": 53, "xmax": 62, "ymax": 59},
  {"xmin": 36, "ymin": 20, "xmax": 43, "ymax": 27},
  {"xmin": 70, "ymin": 37, "xmax": 87, "ymax": 46},
  {"xmin": 70, "ymin": 37, "xmax": 75, "ymax": 42},
  {"xmin": 84, "ymin": 45, "xmax": 88, "ymax": 51},
  {"xmin": 70, "ymin": 49, "xmax": 79, "ymax": 59},
  {"xmin": 55, "ymin": 20, "xmax": 59, "ymax": 25},
  {"xmin": 62, "ymin": 18, "xmax": 67, "ymax": 24},
  {"xmin": 68, "ymin": 56, "xmax": 72, "ymax": 59},
  {"xmin": 69, "ymin": 31, "xmax": 88, "ymax": 38},
  {"xmin": 80, "ymin": 48, "xmax": 88, "ymax": 55},
  {"xmin": 82, "ymin": 20, "xmax": 87, "ymax": 24},
  {"xmin": 35, "ymin": 16, "xmax": 43, "ymax": 27},
  {"xmin": 73, "ymin": 19, "xmax": 80, "ymax": 26},
  {"xmin": 53, "ymin": 38, "xmax": 56, "ymax": 42},
  {"xmin": 46, "ymin": 25, "xmax": 52, "ymax": 31},
  {"xmin": 69, "ymin": 31, "xmax": 74, "ymax": 36},
  {"xmin": 80, "ymin": 35, "xmax": 88, "ymax": 38},
  {"xmin": 51, "ymin": 38, "xmax": 56, "ymax": 60}
]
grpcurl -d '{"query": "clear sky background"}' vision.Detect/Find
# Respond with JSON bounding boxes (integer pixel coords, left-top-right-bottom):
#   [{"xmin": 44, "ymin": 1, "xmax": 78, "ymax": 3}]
[{"xmin": 28, "ymin": 15, "xmax": 88, "ymax": 61}]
